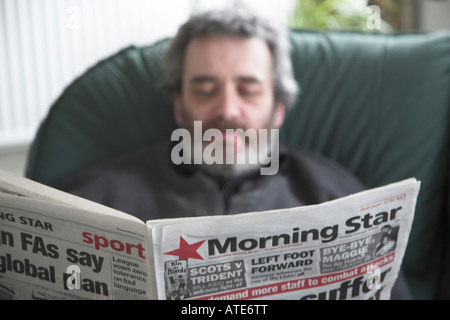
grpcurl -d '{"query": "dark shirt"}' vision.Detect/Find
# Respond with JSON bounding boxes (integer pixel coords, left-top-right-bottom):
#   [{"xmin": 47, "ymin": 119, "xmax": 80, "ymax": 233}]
[{"xmin": 56, "ymin": 139, "xmax": 365, "ymax": 221}]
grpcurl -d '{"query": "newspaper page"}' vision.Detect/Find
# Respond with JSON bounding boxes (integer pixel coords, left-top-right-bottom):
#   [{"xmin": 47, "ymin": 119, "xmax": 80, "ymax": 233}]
[
  {"xmin": 0, "ymin": 192, "xmax": 154, "ymax": 300},
  {"xmin": 0, "ymin": 169, "xmax": 138, "ymax": 221},
  {"xmin": 148, "ymin": 178, "xmax": 420, "ymax": 300}
]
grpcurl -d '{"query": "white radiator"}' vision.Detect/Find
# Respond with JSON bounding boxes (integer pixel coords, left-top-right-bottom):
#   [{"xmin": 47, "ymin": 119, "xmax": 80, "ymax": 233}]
[{"xmin": 0, "ymin": 0, "xmax": 191, "ymax": 147}]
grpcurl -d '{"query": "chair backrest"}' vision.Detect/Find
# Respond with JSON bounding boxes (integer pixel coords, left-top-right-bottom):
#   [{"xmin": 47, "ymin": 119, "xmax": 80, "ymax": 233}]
[{"xmin": 26, "ymin": 30, "xmax": 450, "ymax": 299}]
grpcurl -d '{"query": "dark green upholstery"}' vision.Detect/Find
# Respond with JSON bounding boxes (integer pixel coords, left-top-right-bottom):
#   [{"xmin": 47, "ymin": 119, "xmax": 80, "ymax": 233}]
[{"xmin": 26, "ymin": 31, "xmax": 450, "ymax": 299}]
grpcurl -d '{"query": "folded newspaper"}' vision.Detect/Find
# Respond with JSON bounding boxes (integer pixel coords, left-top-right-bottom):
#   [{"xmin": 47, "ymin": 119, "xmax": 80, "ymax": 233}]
[{"xmin": 0, "ymin": 169, "xmax": 420, "ymax": 300}]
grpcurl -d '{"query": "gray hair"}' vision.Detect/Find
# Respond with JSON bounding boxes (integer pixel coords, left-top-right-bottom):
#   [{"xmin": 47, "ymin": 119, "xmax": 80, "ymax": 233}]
[{"xmin": 159, "ymin": 8, "xmax": 299, "ymax": 109}]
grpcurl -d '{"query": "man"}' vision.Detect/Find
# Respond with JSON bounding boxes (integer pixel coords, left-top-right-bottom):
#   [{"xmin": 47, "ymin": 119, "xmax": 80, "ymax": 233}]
[{"xmin": 56, "ymin": 8, "xmax": 410, "ymax": 299}]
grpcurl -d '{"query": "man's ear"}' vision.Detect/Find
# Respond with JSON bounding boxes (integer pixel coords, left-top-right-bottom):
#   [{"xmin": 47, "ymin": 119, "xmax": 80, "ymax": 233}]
[
  {"xmin": 272, "ymin": 103, "xmax": 286, "ymax": 129},
  {"xmin": 173, "ymin": 92, "xmax": 183, "ymax": 127}
]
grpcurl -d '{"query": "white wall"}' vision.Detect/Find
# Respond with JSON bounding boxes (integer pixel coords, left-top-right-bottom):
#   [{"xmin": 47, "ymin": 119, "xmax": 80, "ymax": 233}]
[
  {"xmin": 420, "ymin": 0, "xmax": 450, "ymax": 31},
  {"xmin": 0, "ymin": 144, "xmax": 29, "ymax": 176}
]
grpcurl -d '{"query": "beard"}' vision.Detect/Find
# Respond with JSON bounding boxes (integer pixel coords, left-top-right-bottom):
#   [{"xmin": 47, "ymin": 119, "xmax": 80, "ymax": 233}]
[
  {"xmin": 179, "ymin": 107, "xmax": 278, "ymax": 182},
  {"xmin": 199, "ymin": 135, "xmax": 266, "ymax": 182}
]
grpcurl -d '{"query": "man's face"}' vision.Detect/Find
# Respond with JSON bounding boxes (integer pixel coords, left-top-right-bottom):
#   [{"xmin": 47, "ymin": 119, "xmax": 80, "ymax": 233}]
[{"xmin": 173, "ymin": 36, "xmax": 285, "ymax": 177}]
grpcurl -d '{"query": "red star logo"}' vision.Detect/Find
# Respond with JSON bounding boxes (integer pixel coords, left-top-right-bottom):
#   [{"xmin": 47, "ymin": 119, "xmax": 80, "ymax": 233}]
[{"xmin": 164, "ymin": 237, "xmax": 205, "ymax": 260}]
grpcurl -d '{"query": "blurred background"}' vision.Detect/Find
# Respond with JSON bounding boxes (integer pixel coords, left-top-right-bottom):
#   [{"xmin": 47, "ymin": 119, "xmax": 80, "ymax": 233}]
[{"xmin": 1, "ymin": 0, "xmax": 449, "ymax": 176}]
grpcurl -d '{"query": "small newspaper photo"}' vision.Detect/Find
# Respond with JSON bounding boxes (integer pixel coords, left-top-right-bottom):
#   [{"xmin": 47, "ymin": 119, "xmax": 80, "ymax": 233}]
[{"xmin": 0, "ymin": 169, "xmax": 420, "ymax": 300}]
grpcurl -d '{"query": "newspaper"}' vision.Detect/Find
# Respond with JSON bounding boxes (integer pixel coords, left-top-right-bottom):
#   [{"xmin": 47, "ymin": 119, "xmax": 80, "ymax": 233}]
[
  {"xmin": 0, "ymin": 169, "xmax": 420, "ymax": 300},
  {"xmin": 148, "ymin": 178, "xmax": 420, "ymax": 300},
  {"xmin": 0, "ymin": 169, "xmax": 153, "ymax": 300}
]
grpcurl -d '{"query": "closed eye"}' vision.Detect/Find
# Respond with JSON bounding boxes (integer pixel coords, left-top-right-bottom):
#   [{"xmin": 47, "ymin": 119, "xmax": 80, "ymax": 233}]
[
  {"xmin": 190, "ymin": 76, "xmax": 218, "ymax": 96},
  {"xmin": 237, "ymin": 78, "xmax": 263, "ymax": 98}
]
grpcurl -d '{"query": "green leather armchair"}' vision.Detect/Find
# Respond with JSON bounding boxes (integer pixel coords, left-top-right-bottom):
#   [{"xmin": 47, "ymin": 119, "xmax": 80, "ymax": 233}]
[{"xmin": 26, "ymin": 30, "xmax": 450, "ymax": 299}]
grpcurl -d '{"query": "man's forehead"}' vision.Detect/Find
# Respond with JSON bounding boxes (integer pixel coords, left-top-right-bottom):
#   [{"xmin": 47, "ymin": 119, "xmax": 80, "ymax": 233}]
[{"xmin": 182, "ymin": 35, "xmax": 273, "ymax": 81}]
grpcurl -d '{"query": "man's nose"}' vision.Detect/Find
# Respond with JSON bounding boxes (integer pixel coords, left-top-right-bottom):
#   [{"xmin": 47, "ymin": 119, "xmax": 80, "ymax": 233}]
[{"xmin": 215, "ymin": 86, "xmax": 240, "ymax": 120}]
